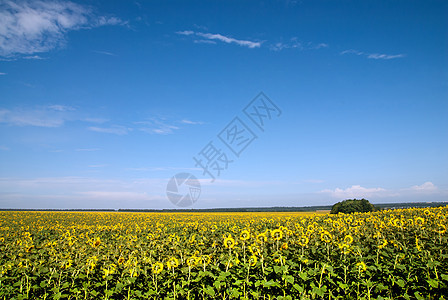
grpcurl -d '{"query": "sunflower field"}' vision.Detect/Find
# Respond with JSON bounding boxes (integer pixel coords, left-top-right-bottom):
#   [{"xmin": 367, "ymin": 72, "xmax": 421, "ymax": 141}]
[{"xmin": 0, "ymin": 206, "xmax": 447, "ymax": 299}]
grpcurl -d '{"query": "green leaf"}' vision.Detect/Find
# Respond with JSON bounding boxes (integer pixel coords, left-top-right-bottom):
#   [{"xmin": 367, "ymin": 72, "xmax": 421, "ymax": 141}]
[
  {"xmin": 293, "ymin": 284, "xmax": 304, "ymax": 293},
  {"xmin": 427, "ymin": 278, "xmax": 439, "ymax": 288},
  {"xmin": 203, "ymin": 286, "xmax": 215, "ymax": 297},
  {"xmin": 396, "ymin": 279, "xmax": 405, "ymax": 288},
  {"xmin": 414, "ymin": 291, "xmax": 425, "ymax": 300},
  {"xmin": 284, "ymin": 275, "xmax": 294, "ymax": 284}
]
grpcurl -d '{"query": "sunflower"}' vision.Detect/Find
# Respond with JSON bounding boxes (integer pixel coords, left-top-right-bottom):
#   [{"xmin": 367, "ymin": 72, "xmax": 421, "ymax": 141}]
[
  {"xmin": 256, "ymin": 232, "xmax": 267, "ymax": 244},
  {"xmin": 186, "ymin": 256, "xmax": 198, "ymax": 267},
  {"xmin": 437, "ymin": 224, "xmax": 446, "ymax": 234},
  {"xmin": 224, "ymin": 236, "xmax": 235, "ymax": 248},
  {"xmin": 298, "ymin": 236, "xmax": 309, "ymax": 247},
  {"xmin": 378, "ymin": 239, "xmax": 388, "ymax": 249},
  {"xmin": 356, "ymin": 261, "xmax": 367, "ymax": 272},
  {"xmin": 320, "ymin": 231, "xmax": 332, "ymax": 243},
  {"xmin": 166, "ymin": 257, "xmax": 179, "ymax": 269},
  {"xmin": 117, "ymin": 257, "xmax": 124, "ymax": 265},
  {"xmin": 249, "ymin": 255, "xmax": 257, "ymax": 267},
  {"xmin": 240, "ymin": 230, "xmax": 250, "ymax": 241},
  {"xmin": 271, "ymin": 229, "xmax": 283, "ymax": 241},
  {"xmin": 91, "ymin": 238, "xmax": 101, "ymax": 248},
  {"xmin": 415, "ymin": 217, "xmax": 425, "ymax": 226},
  {"xmin": 152, "ymin": 262, "xmax": 164, "ymax": 274},
  {"xmin": 344, "ymin": 234, "xmax": 354, "ymax": 245}
]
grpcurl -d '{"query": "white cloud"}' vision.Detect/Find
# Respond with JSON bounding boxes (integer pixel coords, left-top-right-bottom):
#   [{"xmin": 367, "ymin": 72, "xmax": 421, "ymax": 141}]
[
  {"xmin": 93, "ymin": 50, "xmax": 116, "ymax": 56},
  {"xmin": 321, "ymin": 185, "xmax": 387, "ymax": 199},
  {"xmin": 0, "ymin": 72, "xmax": 6, "ymax": 75},
  {"xmin": 0, "ymin": 0, "xmax": 126, "ymax": 58},
  {"xmin": 367, "ymin": 53, "xmax": 405, "ymax": 60},
  {"xmin": 341, "ymin": 49, "xmax": 405, "ymax": 60},
  {"xmin": 0, "ymin": 177, "xmax": 167, "ymax": 209},
  {"xmin": 88, "ymin": 125, "xmax": 130, "ymax": 135},
  {"xmin": 47, "ymin": 104, "xmax": 75, "ymax": 111},
  {"xmin": 270, "ymin": 39, "xmax": 328, "ymax": 51},
  {"xmin": 177, "ymin": 30, "xmax": 261, "ymax": 48},
  {"xmin": 0, "ymin": 105, "xmax": 75, "ymax": 127},
  {"xmin": 181, "ymin": 119, "xmax": 204, "ymax": 125},
  {"xmin": 176, "ymin": 30, "xmax": 194, "ymax": 36},
  {"xmin": 409, "ymin": 181, "xmax": 438, "ymax": 192},
  {"xmin": 136, "ymin": 118, "xmax": 181, "ymax": 135}
]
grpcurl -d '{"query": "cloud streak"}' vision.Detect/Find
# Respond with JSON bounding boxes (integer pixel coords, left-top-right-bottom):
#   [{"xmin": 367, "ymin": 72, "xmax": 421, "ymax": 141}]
[
  {"xmin": 0, "ymin": 0, "xmax": 126, "ymax": 58},
  {"xmin": 88, "ymin": 125, "xmax": 130, "ymax": 135},
  {"xmin": 0, "ymin": 105, "xmax": 76, "ymax": 127},
  {"xmin": 341, "ymin": 49, "xmax": 405, "ymax": 60},
  {"xmin": 270, "ymin": 38, "xmax": 328, "ymax": 51},
  {"xmin": 177, "ymin": 30, "xmax": 261, "ymax": 48}
]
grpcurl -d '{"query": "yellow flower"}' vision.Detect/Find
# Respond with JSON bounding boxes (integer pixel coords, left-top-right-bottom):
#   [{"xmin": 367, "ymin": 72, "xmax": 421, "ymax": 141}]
[
  {"xmin": 320, "ymin": 231, "xmax": 332, "ymax": 243},
  {"xmin": 437, "ymin": 224, "xmax": 446, "ymax": 234},
  {"xmin": 224, "ymin": 236, "xmax": 235, "ymax": 248},
  {"xmin": 117, "ymin": 257, "xmax": 124, "ymax": 265},
  {"xmin": 200, "ymin": 255, "xmax": 211, "ymax": 265},
  {"xmin": 92, "ymin": 237, "xmax": 101, "ymax": 248},
  {"xmin": 152, "ymin": 262, "xmax": 164, "ymax": 274},
  {"xmin": 415, "ymin": 217, "xmax": 425, "ymax": 226},
  {"xmin": 249, "ymin": 255, "xmax": 257, "ymax": 266},
  {"xmin": 298, "ymin": 236, "xmax": 309, "ymax": 247},
  {"xmin": 240, "ymin": 230, "xmax": 250, "ymax": 241},
  {"xmin": 186, "ymin": 256, "xmax": 198, "ymax": 267},
  {"xmin": 271, "ymin": 229, "xmax": 283, "ymax": 241},
  {"xmin": 256, "ymin": 232, "xmax": 267, "ymax": 244},
  {"xmin": 378, "ymin": 239, "xmax": 388, "ymax": 249},
  {"xmin": 338, "ymin": 243, "xmax": 351, "ymax": 254},
  {"xmin": 344, "ymin": 235, "xmax": 353, "ymax": 245},
  {"xmin": 281, "ymin": 242, "xmax": 288, "ymax": 250},
  {"xmin": 356, "ymin": 261, "xmax": 367, "ymax": 272},
  {"xmin": 167, "ymin": 257, "xmax": 179, "ymax": 269}
]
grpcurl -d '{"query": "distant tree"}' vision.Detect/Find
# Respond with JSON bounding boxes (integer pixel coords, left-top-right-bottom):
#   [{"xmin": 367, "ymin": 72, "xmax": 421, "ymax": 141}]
[{"xmin": 330, "ymin": 198, "xmax": 376, "ymax": 214}]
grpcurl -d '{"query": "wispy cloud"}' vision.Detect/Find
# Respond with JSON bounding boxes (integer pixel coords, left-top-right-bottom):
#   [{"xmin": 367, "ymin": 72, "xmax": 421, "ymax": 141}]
[
  {"xmin": 0, "ymin": 72, "xmax": 6, "ymax": 75},
  {"xmin": 0, "ymin": 105, "xmax": 76, "ymax": 127},
  {"xmin": 0, "ymin": 145, "xmax": 9, "ymax": 151},
  {"xmin": 181, "ymin": 119, "xmax": 204, "ymax": 125},
  {"xmin": 270, "ymin": 38, "xmax": 328, "ymax": 51},
  {"xmin": 367, "ymin": 53, "xmax": 405, "ymax": 60},
  {"xmin": 88, "ymin": 125, "xmax": 130, "ymax": 135},
  {"xmin": 320, "ymin": 181, "xmax": 443, "ymax": 200},
  {"xmin": 0, "ymin": 0, "xmax": 126, "ymax": 58},
  {"xmin": 93, "ymin": 50, "xmax": 117, "ymax": 56},
  {"xmin": 177, "ymin": 30, "xmax": 261, "ymax": 48},
  {"xmin": 341, "ymin": 49, "xmax": 405, "ymax": 60},
  {"xmin": 136, "ymin": 118, "xmax": 179, "ymax": 135},
  {"xmin": 88, "ymin": 164, "xmax": 108, "ymax": 168},
  {"xmin": 320, "ymin": 185, "xmax": 387, "ymax": 199}
]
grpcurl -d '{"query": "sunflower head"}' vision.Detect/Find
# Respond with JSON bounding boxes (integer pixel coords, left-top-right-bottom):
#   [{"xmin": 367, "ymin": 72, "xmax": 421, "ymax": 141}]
[
  {"xmin": 224, "ymin": 236, "xmax": 235, "ymax": 249},
  {"xmin": 240, "ymin": 230, "xmax": 250, "ymax": 241},
  {"xmin": 271, "ymin": 229, "xmax": 283, "ymax": 241},
  {"xmin": 152, "ymin": 262, "xmax": 164, "ymax": 274}
]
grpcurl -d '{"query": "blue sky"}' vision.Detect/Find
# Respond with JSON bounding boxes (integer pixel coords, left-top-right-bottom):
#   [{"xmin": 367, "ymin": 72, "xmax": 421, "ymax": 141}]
[{"xmin": 0, "ymin": 0, "xmax": 447, "ymax": 209}]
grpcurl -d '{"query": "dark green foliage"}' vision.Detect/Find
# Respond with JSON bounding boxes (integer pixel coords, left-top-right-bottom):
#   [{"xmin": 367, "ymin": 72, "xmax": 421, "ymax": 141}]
[{"xmin": 330, "ymin": 198, "xmax": 377, "ymax": 214}]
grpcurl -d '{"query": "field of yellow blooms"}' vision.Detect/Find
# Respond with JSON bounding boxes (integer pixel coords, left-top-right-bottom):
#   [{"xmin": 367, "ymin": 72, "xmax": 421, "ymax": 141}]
[{"xmin": 0, "ymin": 207, "xmax": 447, "ymax": 299}]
